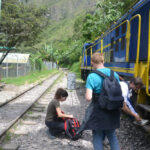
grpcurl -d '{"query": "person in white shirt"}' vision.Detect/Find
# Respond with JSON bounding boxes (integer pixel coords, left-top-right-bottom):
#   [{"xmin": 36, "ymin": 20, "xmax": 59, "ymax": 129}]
[{"xmin": 120, "ymin": 77, "xmax": 148, "ymax": 125}]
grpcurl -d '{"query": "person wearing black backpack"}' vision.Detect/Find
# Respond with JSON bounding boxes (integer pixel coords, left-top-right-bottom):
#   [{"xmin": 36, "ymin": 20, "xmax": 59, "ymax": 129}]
[{"xmin": 83, "ymin": 52, "xmax": 120, "ymax": 150}]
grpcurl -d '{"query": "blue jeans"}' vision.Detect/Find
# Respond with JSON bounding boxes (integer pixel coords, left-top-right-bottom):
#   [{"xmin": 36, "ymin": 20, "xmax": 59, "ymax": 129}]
[
  {"xmin": 45, "ymin": 120, "xmax": 64, "ymax": 135},
  {"xmin": 92, "ymin": 129, "xmax": 120, "ymax": 150}
]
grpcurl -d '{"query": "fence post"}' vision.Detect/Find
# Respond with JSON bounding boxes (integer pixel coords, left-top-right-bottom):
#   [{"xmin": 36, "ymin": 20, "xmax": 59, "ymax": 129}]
[
  {"xmin": 24, "ymin": 63, "xmax": 26, "ymax": 76},
  {"xmin": 17, "ymin": 62, "xmax": 18, "ymax": 77},
  {"xmin": 6, "ymin": 63, "xmax": 8, "ymax": 78}
]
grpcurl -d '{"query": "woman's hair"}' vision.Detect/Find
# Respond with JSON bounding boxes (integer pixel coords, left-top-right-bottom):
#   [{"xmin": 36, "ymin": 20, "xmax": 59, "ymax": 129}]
[
  {"xmin": 55, "ymin": 88, "xmax": 68, "ymax": 99},
  {"xmin": 91, "ymin": 52, "xmax": 104, "ymax": 64}
]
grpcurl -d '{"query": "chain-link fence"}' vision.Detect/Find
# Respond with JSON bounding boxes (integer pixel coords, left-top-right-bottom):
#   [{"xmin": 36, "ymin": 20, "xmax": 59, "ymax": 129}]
[
  {"xmin": 0, "ymin": 61, "xmax": 57, "ymax": 79},
  {"xmin": 43, "ymin": 61, "xmax": 57, "ymax": 70}
]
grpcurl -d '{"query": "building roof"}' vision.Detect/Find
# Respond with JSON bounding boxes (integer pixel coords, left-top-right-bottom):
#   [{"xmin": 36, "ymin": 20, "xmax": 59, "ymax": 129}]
[{"xmin": 0, "ymin": 53, "xmax": 30, "ymax": 64}]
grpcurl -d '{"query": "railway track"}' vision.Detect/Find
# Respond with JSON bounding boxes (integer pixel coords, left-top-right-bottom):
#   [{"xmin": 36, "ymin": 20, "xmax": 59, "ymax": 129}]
[
  {"xmin": 0, "ymin": 72, "xmax": 95, "ymax": 150},
  {"xmin": 0, "ymin": 72, "xmax": 58, "ymax": 107},
  {"xmin": 0, "ymin": 72, "xmax": 62, "ymax": 139},
  {"xmin": 1, "ymin": 71, "xmax": 150, "ymax": 150}
]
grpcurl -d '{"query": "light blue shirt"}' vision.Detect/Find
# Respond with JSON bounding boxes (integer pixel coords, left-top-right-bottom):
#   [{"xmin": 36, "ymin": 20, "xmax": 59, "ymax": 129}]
[{"xmin": 86, "ymin": 68, "xmax": 120, "ymax": 93}]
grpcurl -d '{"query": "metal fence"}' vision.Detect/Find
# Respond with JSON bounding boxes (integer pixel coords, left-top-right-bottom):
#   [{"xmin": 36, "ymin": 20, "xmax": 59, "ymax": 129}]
[{"xmin": 0, "ymin": 61, "xmax": 57, "ymax": 79}]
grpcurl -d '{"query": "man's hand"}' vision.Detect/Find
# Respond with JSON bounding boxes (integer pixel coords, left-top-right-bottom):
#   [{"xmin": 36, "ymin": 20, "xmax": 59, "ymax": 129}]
[{"xmin": 68, "ymin": 114, "xmax": 74, "ymax": 118}]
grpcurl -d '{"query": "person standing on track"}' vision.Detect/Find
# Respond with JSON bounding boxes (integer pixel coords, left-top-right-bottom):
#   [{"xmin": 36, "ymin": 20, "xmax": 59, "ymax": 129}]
[
  {"xmin": 84, "ymin": 52, "xmax": 120, "ymax": 150},
  {"xmin": 45, "ymin": 88, "xmax": 73, "ymax": 139}
]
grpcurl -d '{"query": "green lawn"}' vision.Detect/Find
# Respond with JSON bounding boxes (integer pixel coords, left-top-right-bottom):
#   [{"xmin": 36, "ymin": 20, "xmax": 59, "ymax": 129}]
[{"xmin": 2, "ymin": 69, "xmax": 58, "ymax": 86}]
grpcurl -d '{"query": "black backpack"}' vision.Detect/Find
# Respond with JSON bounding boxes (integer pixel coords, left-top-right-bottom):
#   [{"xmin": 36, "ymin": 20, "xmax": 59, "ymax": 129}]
[
  {"xmin": 91, "ymin": 70, "xmax": 124, "ymax": 110},
  {"xmin": 64, "ymin": 118, "xmax": 82, "ymax": 140}
]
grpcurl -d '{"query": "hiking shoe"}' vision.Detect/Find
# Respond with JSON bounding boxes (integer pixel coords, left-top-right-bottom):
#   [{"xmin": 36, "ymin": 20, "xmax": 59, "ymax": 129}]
[
  {"xmin": 140, "ymin": 119, "xmax": 149, "ymax": 126},
  {"xmin": 133, "ymin": 119, "xmax": 149, "ymax": 126}
]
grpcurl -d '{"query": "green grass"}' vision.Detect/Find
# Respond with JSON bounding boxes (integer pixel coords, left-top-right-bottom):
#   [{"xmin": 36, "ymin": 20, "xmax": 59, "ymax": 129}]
[
  {"xmin": 2, "ymin": 69, "xmax": 58, "ymax": 86},
  {"xmin": 27, "ymin": 111, "xmax": 33, "ymax": 115},
  {"xmin": 69, "ymin": 62, "xmax": 81, "ymax": 78},
  {"xmin": 3, "ymin": 132, "xmax": 11, "ymax": 143}
]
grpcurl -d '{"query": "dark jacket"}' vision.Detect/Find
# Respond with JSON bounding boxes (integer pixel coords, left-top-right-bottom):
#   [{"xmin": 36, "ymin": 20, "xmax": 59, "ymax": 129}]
[{"xmin": 80, "ymin": 94, "xmax": 120, "ymax": 131}]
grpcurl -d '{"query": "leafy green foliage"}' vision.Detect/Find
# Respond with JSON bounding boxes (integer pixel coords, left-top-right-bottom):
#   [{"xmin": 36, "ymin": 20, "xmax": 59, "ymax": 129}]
[
  {"xmin": 0, "ymin": 0, "xmax": 48, "ymax": 47},
  {"xmin": 79, "ymin": 0, "xmax": 137, "ymax": 41},
  {"xmin": 63, "ymin": 0, "xmax": 138, "ymax": 74},
  {"xmin": 69, "ymin": 61, "xmax": 81, "ymax": 78},
  {"xmin": 52, "ymin": 0, "xmax": 138, "ymax": 66},
  {"xmin": 0, "ymin": 0, "xmax": 138, "ymax": 70}
]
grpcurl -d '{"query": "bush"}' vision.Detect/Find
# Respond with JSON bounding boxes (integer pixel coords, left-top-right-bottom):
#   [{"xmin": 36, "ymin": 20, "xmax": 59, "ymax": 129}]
[{"xmin": 69, "ymin": 62, "xmax": 81, "ymax": 78}]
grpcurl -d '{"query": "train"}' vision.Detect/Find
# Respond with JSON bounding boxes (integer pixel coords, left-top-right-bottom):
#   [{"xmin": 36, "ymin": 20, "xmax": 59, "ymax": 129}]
[{"xmin": 80, "ymin": 0, "xmax": 150, "ymax": 131}]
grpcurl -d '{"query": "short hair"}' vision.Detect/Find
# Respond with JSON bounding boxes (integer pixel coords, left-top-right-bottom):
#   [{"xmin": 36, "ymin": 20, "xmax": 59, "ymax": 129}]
[
  {"xmin": 91, "ymin": 52, "xmax": 104, "ymax": 64},
  {"xmin": 131, "ymin": 77, "xmax": 143, "ymax": 87},
  {"xmin": 55, "ymin": 88, "xmax": 68, "ymax": 99}
]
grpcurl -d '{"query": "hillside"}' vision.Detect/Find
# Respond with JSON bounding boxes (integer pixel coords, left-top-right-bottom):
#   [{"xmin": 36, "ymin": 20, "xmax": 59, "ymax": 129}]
[
  {"xmin": 28, "ymin": 0, "xmax": 97, "ymax": 50},
  {"xmin": 29, "ymin": 0, "xmax": 96, "ymax": 20}
]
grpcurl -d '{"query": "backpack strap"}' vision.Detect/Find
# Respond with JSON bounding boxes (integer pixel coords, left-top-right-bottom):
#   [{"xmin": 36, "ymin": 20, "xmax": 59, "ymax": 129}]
[
  {"xmin": 64, "ymin": 119, "xmax": 73, "ymax": 139},
  {"xmin": 91, "ymin": 70, "xmax": 111, "ymax": 79},
  {"xmin": 110, "ymin": 70, "xmax": 114, "ymax": 79}
]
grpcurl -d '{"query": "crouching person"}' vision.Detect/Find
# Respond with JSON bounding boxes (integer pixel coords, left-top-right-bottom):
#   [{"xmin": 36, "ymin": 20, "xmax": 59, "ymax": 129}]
[
  {"xmin": 120, "ymin": 78, "xmax": 149, "ymax": 126},
  {"xmin": 45, "ymin": 88, "xmax": 73, "ymax": 139}
]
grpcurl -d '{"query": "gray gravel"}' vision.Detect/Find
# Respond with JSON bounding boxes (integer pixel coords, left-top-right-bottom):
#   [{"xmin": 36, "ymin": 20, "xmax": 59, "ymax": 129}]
[
  {"xmin": 1, "ymin": 74, "xmax": 93, "ymax": 150},
  {"xmin": 1, "ymin": 73, "xmax": 150, "ymax": 150},
  {"xmin": 117, "ymin": 115, "xmax": 150, "ymax": 150},
  {"xmin": 0, "ymin": 74, "xmax": 60, "ymax": 137}
]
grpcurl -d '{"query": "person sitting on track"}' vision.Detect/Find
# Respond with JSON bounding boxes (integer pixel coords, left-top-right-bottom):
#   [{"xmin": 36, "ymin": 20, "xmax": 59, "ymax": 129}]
[
  {"xmin": 120, "ymin": 77, "xmax": 149, "ymax": 126},
  {"xmin": 45, "ymin": 88, "xmax": 73, "ymax": 139}
]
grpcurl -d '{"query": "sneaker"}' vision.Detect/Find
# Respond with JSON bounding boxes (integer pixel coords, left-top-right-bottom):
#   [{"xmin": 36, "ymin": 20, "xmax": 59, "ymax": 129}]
[
  {"xmin": 133, "ymin": 119, "xmax": 149, "ymax": 126},
  {"xmin": 140, "ymin": 119, "xmax": 149, "ymax": 126}
]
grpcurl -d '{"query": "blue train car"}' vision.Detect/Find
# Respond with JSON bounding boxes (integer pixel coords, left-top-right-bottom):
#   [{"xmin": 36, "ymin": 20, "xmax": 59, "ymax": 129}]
[{"xmin": 80, "ymin": 0, "xmax": 150, "ymax": 131}]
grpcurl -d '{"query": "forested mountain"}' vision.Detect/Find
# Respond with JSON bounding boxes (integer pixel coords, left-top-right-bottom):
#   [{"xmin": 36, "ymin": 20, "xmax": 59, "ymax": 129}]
[
  {"xmin": 1, "ymin": 0, "xmax": 137, "ymax": 66},
  {"xmin": 30, "ymin": 0, "xmax": 97, "ymax": 48},
  {"xmin": 27, "ymin": 0, "xmax": 97, "ymax": 21},
  {"xmin": 28, "ymin": 0, "xmax": 98, "ymax": 64}
]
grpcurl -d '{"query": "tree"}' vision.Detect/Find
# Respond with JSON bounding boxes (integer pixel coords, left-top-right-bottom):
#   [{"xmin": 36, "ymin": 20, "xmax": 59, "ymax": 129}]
[
  {"xmin": 73, "ymin": 0, "xmax": 137, "ymax": 42},
  {"xmin": 0, "ymin": 0, "xmax": 48, "ymax": 47}
]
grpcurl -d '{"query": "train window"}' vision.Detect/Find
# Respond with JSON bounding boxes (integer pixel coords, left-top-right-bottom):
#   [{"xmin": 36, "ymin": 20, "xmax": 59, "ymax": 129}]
[
  {"xmin": 115, "ymin": 27, "xmax": 119, "ymax": 37},
  {"xmin": 121, "ymin": 23, "xmax": 127, "ymax": 34},
  {"xmin": 111, "ymin": 37, "xmax": 114, "ymax": 49},
  {"xmin": 121, "ymin": 36, "xmax": 126, "ymax": 50},
  {"xmin": 115, "ymin": 39, "xmax": 119, "ymax": 51}
]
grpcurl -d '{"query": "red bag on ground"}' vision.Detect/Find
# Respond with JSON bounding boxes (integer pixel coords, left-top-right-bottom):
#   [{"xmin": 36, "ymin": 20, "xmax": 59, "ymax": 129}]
[{"xmin": 64, "ymin": 118, "xmax": 82, "ymax": 140}]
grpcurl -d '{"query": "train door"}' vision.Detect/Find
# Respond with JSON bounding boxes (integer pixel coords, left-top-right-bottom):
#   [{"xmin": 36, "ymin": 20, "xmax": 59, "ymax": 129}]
[
  {"xmin": 129, "ymin": 15, "xmax": 141, "ymax": 62},
  {"xmin": 129, "ymin": 14, "xmax": 141, "ymax": 77}
]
